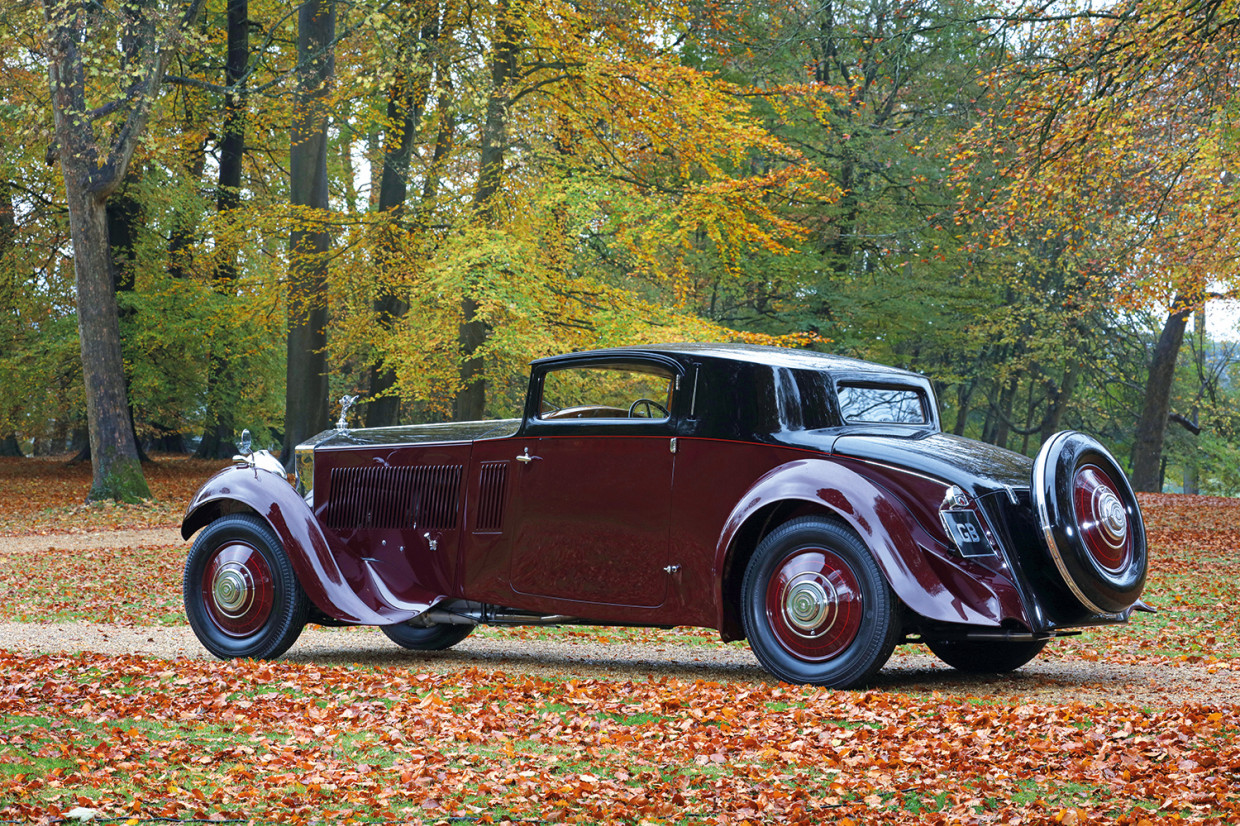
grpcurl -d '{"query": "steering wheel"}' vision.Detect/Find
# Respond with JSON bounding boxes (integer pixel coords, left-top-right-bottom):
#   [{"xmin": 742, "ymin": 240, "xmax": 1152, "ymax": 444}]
[{"xmin": 628, "ymin": 398, "xmax": 669, "ymax": 418}]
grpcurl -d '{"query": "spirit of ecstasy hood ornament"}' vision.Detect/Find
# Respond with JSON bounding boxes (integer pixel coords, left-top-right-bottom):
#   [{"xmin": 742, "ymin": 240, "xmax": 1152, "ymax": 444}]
[{"xmin": 337, "ymin": 394, "xmax": 359, "ymax": 432}]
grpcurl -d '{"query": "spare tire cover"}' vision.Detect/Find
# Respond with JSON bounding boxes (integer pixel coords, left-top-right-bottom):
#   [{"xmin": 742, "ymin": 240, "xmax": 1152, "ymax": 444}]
[{"xmin": 1032, "ymin": 431, "xmax": 1147, "ymax": 614}]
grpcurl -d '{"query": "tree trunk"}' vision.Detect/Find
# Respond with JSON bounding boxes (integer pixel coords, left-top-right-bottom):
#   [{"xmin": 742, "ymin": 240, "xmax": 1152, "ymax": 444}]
[
  {"xmin": 42, "ymin": 0, "xmax": 205, "ymax": 500},
  {"xmin": 1182, "ymin": 308, "xmax": 1204, "ymax": 495},
  {"xmin": 1130, "ymin": 299, "xmax": 1193, "ymax": 492},
  {"xmin": 198, "ymin": 0, "xmax": 248, "ymax": 460},
  {"xmin": 282, "ymin": 0, "xmax": 335, "ymax": 466},
  {"xmin": 0, "ymin": 165, "xmax": 13, "ymax": 248},
  {"xmin": 61, "ymin": 182, "xmax": 150, "ymax": 468},
  {"xmin": 952, "ymin": 399, "xmax": 971, "ymax": 436},
  {"xmin": 106, "ymin": 182, "xmax": 152, "ymax": 465},
  {"xmin": 455, "ymin": 0, "xmax": 518, "ymax": 422},
  {"xmin": 988, "ymin": 378, "xmax": 1017, "ymax": 450},
  {"xmin": 1039, "ymin": 361, "xmax": 1080, "ymax": 444},
  {"xmin": 0, "ymin": 434, "xmax": 22, "ymax": 458},
  {"xmin": 365, "ymin": 45, "xmax": 427, "ymax": 427},
  {"xmin": 0, "ymin": 173, "xmax": 20, "ymax": 455},
  {"xmin": 64, "ymin": 186, "xmax": 151, "ymax": 500},
  {"xmin": 66, "ymin": 426, "xmax": 89, "ymax": 458},
  {"xmin": 1183, "ymin": 456, "xmax": 1199, "ymax": 495}
]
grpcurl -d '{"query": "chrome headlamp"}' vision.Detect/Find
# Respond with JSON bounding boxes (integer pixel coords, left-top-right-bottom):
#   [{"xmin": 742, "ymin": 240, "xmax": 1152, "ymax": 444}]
[
  {"xmin": 294, "ymin": 443, "xmax": 315, "ymax": 498},
  {"xmin": 233, "ymin": 428, "xmax": 287, "ymax": 478}
]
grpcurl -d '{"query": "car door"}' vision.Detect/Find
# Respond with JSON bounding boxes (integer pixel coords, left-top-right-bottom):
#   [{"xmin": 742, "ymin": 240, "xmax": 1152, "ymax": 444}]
[{"xmin": 507, "ymin": 359, "xmax": 679, "ymax": 608}]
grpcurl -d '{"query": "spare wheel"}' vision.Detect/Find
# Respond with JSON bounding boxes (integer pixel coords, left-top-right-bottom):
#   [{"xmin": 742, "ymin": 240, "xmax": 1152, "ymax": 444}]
[{"xmin": 1032, "ymin": 431, "xmax": 1147, "ymax": 614}]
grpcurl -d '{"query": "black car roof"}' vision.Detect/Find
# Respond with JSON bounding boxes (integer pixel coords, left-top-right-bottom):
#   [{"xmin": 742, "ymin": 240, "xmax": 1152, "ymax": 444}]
[{"xmin": 532, "ymin": 343, "xmax": 924, "ymax": 380}]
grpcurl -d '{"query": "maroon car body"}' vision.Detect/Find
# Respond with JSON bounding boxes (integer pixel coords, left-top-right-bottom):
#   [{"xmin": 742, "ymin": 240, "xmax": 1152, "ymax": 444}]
[{"xmin": 182, "ymin": 344, "xmax": 1150, "ymax": 688}]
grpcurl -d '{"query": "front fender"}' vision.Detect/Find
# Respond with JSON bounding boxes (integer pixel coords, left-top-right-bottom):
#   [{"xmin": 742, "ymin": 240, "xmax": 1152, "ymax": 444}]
[
  {"xmin": 715, "ymin": 458, "xmax": 1024, "ymax": 631},
  {"xmin": 181, "ymin": 464, "xmax": 419, "ymax": 625}
]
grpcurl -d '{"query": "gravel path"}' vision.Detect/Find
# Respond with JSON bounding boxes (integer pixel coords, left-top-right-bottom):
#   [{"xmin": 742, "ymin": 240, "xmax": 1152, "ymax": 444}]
[
  {"xmin": 3, "ymin": 527, "xmax": 1236, "ymax": 707},
  {"xmin": 2, "ymin": 620, "xmax": 1236, "ymax": 707},
  {"xmin": 1, "ymin": 527, "xmax": 182, "ymax": 553}
]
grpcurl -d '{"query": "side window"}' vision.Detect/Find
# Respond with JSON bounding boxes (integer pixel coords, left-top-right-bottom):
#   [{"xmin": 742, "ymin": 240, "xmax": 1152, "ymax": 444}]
[
  {"xmin": 539, "ymin": 364, "xmax": 674, "ymax": 420},
  {"xmin": 837, "ymin": 384, "xmax": 928, "ymax": 425}
]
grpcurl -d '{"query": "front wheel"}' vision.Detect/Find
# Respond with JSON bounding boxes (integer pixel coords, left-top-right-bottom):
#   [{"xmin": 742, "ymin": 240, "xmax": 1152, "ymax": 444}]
[
  {"xmin": 742, "ymin": 517, "xmax": 898, "ymax": 688},
  {"xmin": 925, "ymin": 638, "xmax": 1047, "ymax": 673},
  {"xmin": 381, "ymin": 622, "xmax": 474, "ymax": 651},
  {"xmin": 184, "ymin": 514, "xmax": 309, "ymax": 659}
]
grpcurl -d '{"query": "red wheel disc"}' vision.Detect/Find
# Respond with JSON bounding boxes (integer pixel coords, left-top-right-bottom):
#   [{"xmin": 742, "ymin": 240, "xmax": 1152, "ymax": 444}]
[
  {"xmin": 765, "ymin": 548, "xmax": 863, "ymax": 662},
  {"xmin": 1072, "ymin": 464, "xmax": 1133, "ymax": 574},
  {"xmin": 201, "ymin": 542, "xmax": 275, "ymax": 637}
]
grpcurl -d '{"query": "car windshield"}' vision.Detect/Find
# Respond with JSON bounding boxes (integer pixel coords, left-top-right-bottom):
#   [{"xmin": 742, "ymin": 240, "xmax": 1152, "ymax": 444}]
[
  {"xmin": 539, "ymin": 364, "xmax": 674, "ymax": 420},
  {"xmin": 837, "ymin": 384, "xmax": 928, "ymax": 425}
]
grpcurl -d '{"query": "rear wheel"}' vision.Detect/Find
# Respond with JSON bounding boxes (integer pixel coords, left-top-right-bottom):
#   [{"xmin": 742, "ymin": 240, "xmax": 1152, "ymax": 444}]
[
  {"xmin": 742, "ymin": 517, "xmax": 898, "ymax": 688},
  {"xmin": 925, "ymin": 638, "xmax": 1047, "ymax": 673},
  {"xmin": 381, "ymin": 622, "xmax": 473, "ymax": 651},
  {"xmin": 184, "ymin": 514, "xmax": 309, "ymax": 659}
]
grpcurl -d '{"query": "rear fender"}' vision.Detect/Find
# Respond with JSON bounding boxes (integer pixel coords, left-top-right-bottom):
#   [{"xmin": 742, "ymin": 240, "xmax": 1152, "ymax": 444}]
[
  {"xmin": 715, "ymin": 459, "xmax": 1019, "ymax": 633},
  {"xmin": 181, "ymin": 464, "xmax": 422, "ymax": 625}
]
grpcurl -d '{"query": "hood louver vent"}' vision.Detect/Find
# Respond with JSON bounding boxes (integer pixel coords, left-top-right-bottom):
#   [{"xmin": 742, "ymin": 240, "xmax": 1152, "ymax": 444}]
[
  {"xmin": 475, "ymin": 461, "xmax": 508, "ymax": 531},
  {"xmin": 324, "ymin": 465, "xmax": 462, "ymax": 531}
]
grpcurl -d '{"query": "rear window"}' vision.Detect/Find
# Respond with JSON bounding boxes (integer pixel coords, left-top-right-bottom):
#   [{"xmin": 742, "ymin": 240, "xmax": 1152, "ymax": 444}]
[{"xmin": 837, "ymin": 384, "xmax": 928, "ymax": 425}]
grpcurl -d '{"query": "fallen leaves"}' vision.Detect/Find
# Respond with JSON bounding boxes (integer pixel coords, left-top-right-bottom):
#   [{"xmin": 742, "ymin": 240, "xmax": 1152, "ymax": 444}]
[
  {"xmin": 1049, "ymin": 494, "xmax": 1240, "ymax": 663},
  {"xmin": 0, "ymin": 455, "xmax": 225, "ymax": 536},
  {"xmin": 0, "ymin": 652, "xmax": 1237, "ymax": 823},
  {"xmin": 1, "ymin": 471, "xmax": 1238, "ymax": 823},
  {"xmin": 0, "ymin": 541, "xmax": 185, "ymax": 625}
]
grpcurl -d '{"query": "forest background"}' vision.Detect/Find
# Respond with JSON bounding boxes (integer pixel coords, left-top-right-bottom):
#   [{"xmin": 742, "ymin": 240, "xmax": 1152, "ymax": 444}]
[{"xmin": 2, "ymin": 0, "xmax": 1239, "ymax": 502}]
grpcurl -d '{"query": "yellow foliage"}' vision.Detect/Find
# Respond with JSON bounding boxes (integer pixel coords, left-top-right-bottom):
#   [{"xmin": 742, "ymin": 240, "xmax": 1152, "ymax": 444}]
[
  {"xmin": 957, "ymin": 0, "xmax": 1240, "ymax": 308},
  {"xmin": 320, "ymin": 0, "xmax": 839, "ymax": 418}
]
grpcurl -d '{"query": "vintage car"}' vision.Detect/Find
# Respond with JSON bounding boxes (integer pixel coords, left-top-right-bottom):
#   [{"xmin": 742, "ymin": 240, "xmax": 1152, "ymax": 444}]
[{"xmin": 181, "ymin": 344, "xmax": 1150, "ymax": 688}]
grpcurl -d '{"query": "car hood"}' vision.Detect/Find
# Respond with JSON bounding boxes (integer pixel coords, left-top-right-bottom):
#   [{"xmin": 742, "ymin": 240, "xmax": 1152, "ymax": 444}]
[
  {"xmin": 827, "ymin": 430, "xmax": 1033, "ymax": 495},
  {"xmin": 305, "ymin": 418, "xmax": 522, "ymax": 450}
]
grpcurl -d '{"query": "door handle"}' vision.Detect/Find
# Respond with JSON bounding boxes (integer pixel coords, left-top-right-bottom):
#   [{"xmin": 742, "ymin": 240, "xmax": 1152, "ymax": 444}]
[{"xmin": 516, "ymin": 447, "xmax": 539, "ymax": 464}]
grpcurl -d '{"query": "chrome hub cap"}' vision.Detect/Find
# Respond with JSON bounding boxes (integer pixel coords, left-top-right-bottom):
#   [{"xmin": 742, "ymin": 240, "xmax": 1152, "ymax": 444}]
[
  {"xmin": 783, "ymin": 573, "xmax": 837, "ymax": 638},
  {"xmin": 201, "ymin": 541, "xmax": 275, "ymax": 637},
  {"xmin": 211, "ymin": 562, "xmax": 255, "ymax": 619},
  {"xmin": 766, "ymin": 548, "xmax": 862, "ymax": 662},
  {"xmin": 1073, "ymin": 464, "xmax": 1133, "ymax": 574},
  {"xmin": 1097, "ymin": 489, "xmax": 1127, "ymax": 546}
]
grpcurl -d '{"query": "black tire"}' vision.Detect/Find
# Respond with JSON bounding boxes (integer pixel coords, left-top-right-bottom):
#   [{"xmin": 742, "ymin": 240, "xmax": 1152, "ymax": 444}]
[
  {"xmin": 380, "ymin": 622, "xmax": 474, "ymax": 651},
  {"xmin": 924, "ymin": 638, "xmax": 1047, "ymax": 673},
  {"xmin": 1033, "ymin": 431, "xmax": 1147, "ymax": 613},
  {"xmin": 741, "ymin": 517, "xmax": 898, "ymax": 688},
  {"xmin": 184, "ymin": 514, "xmax": 310, "ymax": 659}
]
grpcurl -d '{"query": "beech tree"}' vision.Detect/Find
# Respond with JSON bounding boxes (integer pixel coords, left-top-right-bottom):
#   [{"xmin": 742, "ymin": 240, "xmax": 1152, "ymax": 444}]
[
  {"xmin": 283, "ymin": 0, "xmax": 335, "ymax": 463},
  {"xmin": 42, "ymin": 0, "xmax": 207, "ymax": 500},
  {"xmin": 960, "ymin": 0, "xmax": 1240, "ymax": 489},
  {"xmin": 363, "ymin": 0, "xmax": 457, "ymax": 428},
  {"xmin": 196, "ymin": 0, "xmax": 250, "ymax": 459}
]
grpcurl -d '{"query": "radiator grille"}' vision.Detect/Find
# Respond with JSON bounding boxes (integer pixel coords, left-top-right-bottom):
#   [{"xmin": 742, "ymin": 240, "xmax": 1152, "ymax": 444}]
[
  {"xmin": 474, "ymin": 461, "xmax": 508, "ymax": 531},
  {"xmin": 324, "ymin": 465, "xmax": 462, "ymax": 531}
]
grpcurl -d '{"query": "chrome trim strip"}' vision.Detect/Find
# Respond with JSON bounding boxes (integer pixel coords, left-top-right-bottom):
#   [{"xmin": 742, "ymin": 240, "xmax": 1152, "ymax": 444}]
[
  {"xmin": 1033, "ymin": 432, "xmax": 1106, "ymax": 614},
  {"xmin": 689, "ymin": 366, "xmax": 700, "ymax": 417}
]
